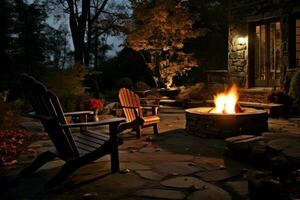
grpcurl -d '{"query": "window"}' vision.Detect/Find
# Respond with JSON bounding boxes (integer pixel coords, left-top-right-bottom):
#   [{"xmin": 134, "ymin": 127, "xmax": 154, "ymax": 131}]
[{"xmin": 296, "ymin": 19, "xmax": 300, "ymax": 68}]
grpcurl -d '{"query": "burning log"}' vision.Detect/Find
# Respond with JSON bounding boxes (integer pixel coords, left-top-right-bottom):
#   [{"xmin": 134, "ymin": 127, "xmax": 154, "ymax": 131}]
[{"xmin": 235, "ymin": 102, "xmax": 244, "ymax": 113}]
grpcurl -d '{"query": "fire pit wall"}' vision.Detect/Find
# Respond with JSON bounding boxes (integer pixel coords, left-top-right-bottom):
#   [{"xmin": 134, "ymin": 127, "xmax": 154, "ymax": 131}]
[{"xmin": 185, "ymin": 107, "xmax": 268, "ymax": 139}]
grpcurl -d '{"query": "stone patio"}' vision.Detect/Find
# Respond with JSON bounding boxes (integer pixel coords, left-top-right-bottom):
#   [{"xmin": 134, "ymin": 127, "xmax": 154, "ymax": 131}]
[{"xmin": 1, "ymin": 107, "xmax": 300, "ymax": 199}]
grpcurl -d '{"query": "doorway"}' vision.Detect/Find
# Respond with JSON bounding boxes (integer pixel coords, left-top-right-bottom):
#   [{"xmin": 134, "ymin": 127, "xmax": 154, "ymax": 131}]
[{"xmin": 254, "ymin": 21, "xmax": 282, "ymax": 87}]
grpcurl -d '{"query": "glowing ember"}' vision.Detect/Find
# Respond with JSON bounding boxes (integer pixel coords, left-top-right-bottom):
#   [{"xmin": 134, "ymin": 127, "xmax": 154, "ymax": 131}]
[{"xmin": 211, "ymin": 84, "xmax": 239, "ymax": 114}]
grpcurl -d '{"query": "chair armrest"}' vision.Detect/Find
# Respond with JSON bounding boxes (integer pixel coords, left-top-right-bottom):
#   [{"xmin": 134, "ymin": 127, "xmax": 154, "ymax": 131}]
[
  {"xmin": 64, "ymin": 111, "xmax": 94, "ymax": 116},
  {"xmin": 60, "ymin": 117, "xmax": 125, "ymax": 128},
  {"xmin": 140, "ymin": 106, "xmax": 159, "ymax": 115}
]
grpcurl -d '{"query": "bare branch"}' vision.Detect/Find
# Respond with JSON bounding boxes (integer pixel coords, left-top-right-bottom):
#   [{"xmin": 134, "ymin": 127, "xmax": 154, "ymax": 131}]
[
  {"xmin": 74, "ymin": 0, "xmax": 79, "ymax": 21},
  {"xmin": 91, "ymin": 0, "xmax": 109, "ymax": 24}
]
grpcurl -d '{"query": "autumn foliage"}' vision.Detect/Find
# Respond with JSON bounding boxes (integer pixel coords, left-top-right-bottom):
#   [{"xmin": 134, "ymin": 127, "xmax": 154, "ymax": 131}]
[
  {"xmin": 0, "ymin": 129, "xmax": 30, "ymax": 166},
  {"xmin": 127, "ymin": 0, "xmax": 207, "ymax": 88}
]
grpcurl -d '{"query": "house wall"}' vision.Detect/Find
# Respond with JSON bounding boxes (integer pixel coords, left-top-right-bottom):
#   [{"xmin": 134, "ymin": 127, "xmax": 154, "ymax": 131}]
[{"xmin": 228, "ymin": 0, "xmax": 300, "ymax": 88}]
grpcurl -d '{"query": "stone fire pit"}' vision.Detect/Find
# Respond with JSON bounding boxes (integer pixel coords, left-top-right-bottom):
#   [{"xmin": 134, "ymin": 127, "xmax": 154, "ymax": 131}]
[{"xmin": 185, "ymin": 107, "xmax": 268, "ymax": 138}]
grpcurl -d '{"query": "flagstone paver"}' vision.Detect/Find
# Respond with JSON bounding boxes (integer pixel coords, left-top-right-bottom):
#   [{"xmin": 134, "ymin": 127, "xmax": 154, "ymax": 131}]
[
  {"xmin": 160, "ymin": 176, "xmax": 214, "ymax": 189},
  {"xmin": 195, "ymin": 169, "xmax": 242, "ymax": 182},
  {"xmin": 19, "ymin": 121, "xmax": 44, "ymax": 132},
  {"xmin": 193, "ymin": 156, "xmax": 225, "ymax": 170},
  {"xmin": 135, "ymin": 189, "xmax": 186, "ymax": 199},
  {"xmin": 187, "ymin": 187, "xmax": 232, "ymax": 200},
  {"xmin": 2, "ymin": 108, "xmax": 300, "ymax": 200},
  {"xmin": 120, "ymin": 162, "xmax": 152, "ymax": 171},
  {"xmin": 38, "ymin": 159, "xmax": 65, "ymax": 171},
  {"xmin": 153, "ymin": 161, "xmax": 203, "ymax": 176},
  {"xmin": 135, "ymin": 170, "xmax": 164, "ymax": 181},
  {"xmin": 139, "ymin": 146, "xmax": 161, "ymax": 153}
]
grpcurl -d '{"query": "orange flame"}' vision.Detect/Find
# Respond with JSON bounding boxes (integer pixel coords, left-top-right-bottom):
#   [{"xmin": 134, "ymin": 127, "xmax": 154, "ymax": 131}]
[{"xmin": 212, "ymin": 84, "xmax": 239, "ymax": 114}]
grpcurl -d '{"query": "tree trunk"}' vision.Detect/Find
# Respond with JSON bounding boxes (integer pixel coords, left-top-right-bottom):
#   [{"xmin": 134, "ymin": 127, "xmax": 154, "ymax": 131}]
[
  {"xmin": 155, "ymin": 53, "xmax": 165, "ymax": 88},
  {"xmin": 67, "ymin": 0, "xmax": 110, "ymax": 66},
  {"xmin": 67, "ymin": 0, "xmax": 89, "ymax": 65}
]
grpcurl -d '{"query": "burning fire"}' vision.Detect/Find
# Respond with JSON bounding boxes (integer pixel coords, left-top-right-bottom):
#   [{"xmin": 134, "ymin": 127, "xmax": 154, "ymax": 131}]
[{"xmin": 211, "ymin": 84, "xmax": 239, "ymax": 114}]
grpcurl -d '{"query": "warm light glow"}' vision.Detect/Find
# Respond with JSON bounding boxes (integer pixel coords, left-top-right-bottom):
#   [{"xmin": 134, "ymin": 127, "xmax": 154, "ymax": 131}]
[
  {"xmin": 237, "ymin": 37, "xmax": 246, "ymax": 45},
  {"xmin": 212, "ymin": 84, "xmax": 239, "ymax": 114}
]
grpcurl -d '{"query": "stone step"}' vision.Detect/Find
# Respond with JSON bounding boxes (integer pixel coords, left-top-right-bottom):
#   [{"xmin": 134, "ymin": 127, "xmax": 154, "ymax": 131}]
[{"xmin": 238, "ymin": 88, "xmax": 272, "ymax": 103}]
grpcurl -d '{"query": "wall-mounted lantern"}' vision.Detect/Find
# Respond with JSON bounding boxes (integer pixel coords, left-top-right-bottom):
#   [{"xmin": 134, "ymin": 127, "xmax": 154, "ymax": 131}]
[{"xmin": 237, "ymin": 37, "xmax": 247, "ymax": 45}]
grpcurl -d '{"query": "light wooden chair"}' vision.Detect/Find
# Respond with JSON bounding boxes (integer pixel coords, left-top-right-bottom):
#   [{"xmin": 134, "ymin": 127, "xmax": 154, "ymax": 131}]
[{"xmin": 118, "ymin": 88, "xmax": 160, "ymax": 138}]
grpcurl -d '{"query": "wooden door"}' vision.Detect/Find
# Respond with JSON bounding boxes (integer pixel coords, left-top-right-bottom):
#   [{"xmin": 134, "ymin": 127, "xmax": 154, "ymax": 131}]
[{"xmin": 254, "ymin": 21, "xmax": 281, "ymax": 87}]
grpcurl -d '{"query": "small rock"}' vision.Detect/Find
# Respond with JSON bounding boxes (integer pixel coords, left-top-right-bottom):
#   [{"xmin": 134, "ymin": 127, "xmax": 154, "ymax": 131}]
[
  {"xmin": 120, "ymin": 168, "xmax": 130, "ymax": 174},
  {"xmin": 196, "ymin": 169, "xmax": 241, "ymax": 182},
  {"xmin": 82, "ymin": 192, "xmax": 98, "ymax": 200},
  {"xmin": 146, "ymin": 136, "xmax": 153, "ymax": 142},
  {"xmin": 188, "ymin": 163, "xmax": 196, "ymax": 166},
  {"xmin": 219, "ymin": 165, "xmax": 226, "ymax": 169},
  {"xmin": 225, "ymin": 181, "xmax": 248, "ymax": 198}
]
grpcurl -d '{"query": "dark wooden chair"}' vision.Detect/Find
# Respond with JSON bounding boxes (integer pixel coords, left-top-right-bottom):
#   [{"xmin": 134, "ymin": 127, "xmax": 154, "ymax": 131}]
[
  {"xmin": 118, "ymin": 88, "xmax": 160, "ymax": 138},
  {"xmin": 19, "ymin": 74, "xmax": 125, "ymax": 187}
]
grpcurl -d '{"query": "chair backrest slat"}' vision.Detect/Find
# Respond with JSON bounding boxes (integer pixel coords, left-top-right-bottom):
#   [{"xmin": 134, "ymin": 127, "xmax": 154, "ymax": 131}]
[
  {"xmin": 119, "ymin": 88, "xmax": 142, "ymax": 123},
  {"xmin": 21, "ymin": 74, "xmax": 79, "ymax": 159}
]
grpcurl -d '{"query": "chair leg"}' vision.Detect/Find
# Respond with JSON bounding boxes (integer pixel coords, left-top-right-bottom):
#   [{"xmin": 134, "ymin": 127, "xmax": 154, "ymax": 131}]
[
  {"xmin": 109, "ymin": 123, "xmax": 120, "ymax": 172},
  {"xmin": 19, "ymin": 151, "xmax": 56, "ymax": 176},
  {"xmin": 153, "ymin": 124, "xmax": 158, "ymax": 136},
  {"xmin": 46, "ymin": 141, "xmax": 113, "ymax": 188},
  {"xmin": 135, "ymin": 125, "xmax": 141, "ymax": 138}
]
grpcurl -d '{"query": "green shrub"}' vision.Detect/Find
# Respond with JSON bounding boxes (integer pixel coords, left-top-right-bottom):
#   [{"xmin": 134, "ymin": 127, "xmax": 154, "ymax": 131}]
[
  {"xmin": 116, "ymin": 77, "xmax": 134, "ymax": 90},
  {"xmin": 176, "ymin": 83, "xmax": 206, "ymax": 102},
  {"xmin": 43, "ymin": 64, "xmax": 88, "ymax": 112},
  {"xmin": 288, "ymin": 69, "xmax": 300, "ymax": 115},
  {"xmin": 134, "ymin": 81, "xmax": 151, "ymax": 91},
  {"xmin": 0, "ymin": 99, "xmax": 25, "ymax": 129}
]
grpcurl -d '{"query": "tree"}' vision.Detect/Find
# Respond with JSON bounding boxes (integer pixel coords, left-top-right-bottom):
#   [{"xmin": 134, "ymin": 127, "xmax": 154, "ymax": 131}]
[
  {"xmin": 126, "ymin": 0, "xmax": 207, "ymax": 88},
  {"xmin": 0, "ymin": 0, "xmax": 13, "ymax": 91},
  {"xmin": 187, "ymin": 0, "xmax": 229, "ymax": 69},
  {"xmin": 49, "ymin": 0, "xmax": 130, "ymax": 66},
  {"xmin": 44, "ymin": 24, "xmax": 71, "ymax": 70},
  {"xmin": 12, "ymin": 1, "xmax": 48, "ymax": 76}
]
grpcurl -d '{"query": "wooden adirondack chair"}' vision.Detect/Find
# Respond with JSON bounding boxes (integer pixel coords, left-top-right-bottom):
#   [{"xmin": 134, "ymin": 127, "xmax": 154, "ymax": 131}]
[
  {"xmin": 19, "ymin": 74, "xmax": 125, "ymax": 187},
  {"xmin": 118, "ymin": 88, "xmax": 160, "ymax": 138}
]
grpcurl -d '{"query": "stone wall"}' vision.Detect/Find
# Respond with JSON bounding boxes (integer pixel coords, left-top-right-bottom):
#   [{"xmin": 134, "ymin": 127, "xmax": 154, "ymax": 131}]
[
  {"xmin": 228, "ymin": 21, "xmax": 248, "ymax": 87},
  {"xmin": 228, "ymin": 0, "xmax": 300, "ymax": 88}
]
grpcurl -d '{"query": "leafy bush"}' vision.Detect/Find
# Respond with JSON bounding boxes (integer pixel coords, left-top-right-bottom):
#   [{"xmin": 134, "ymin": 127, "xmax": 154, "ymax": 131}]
[
  {"xmin": 135, "ymin": 81, "xmax": 151, "ymax": 91},
  {"xmin": 288, "ymin": 69, "xmax": 300, "ymax": 115},
  {"xmin": 0, "ymin": 99, "xmax": 25, "ymax": 129},
  {"xmin": 267, "ymin": 90, "xmax": 290, "ymax": 104},
  {"xmin": 116, "ymin": 77, "xmax": 134, "ymax": 90},
  {"xmin": 176, "ymin": 83, "xmax": 206, "ymax": 101},
  {"xmin": 43, "ymin": 64, "xmax": 88, "ymax": 111}
]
